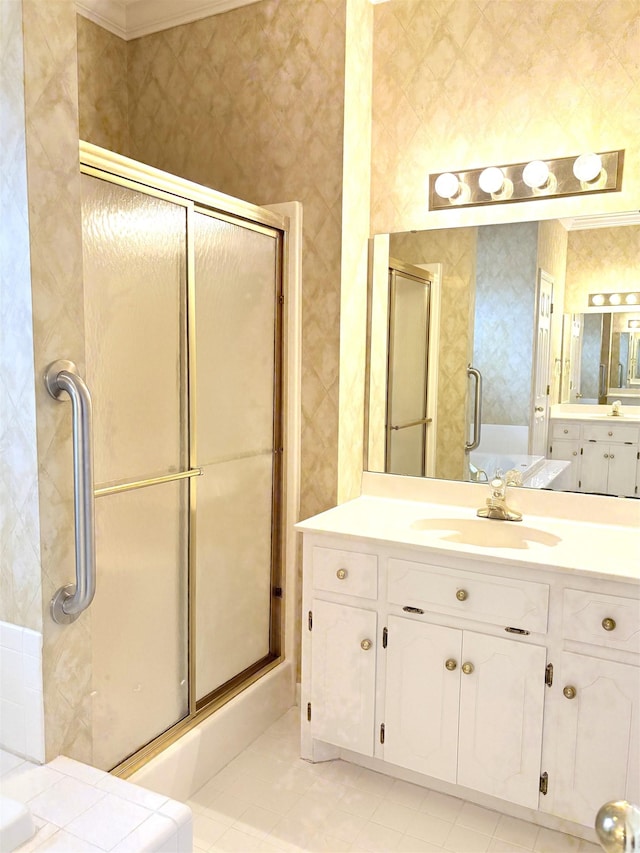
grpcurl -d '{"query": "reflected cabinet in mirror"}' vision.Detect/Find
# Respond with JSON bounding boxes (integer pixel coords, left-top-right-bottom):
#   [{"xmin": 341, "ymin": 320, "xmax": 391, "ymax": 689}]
[{"xmin": 365, "ymin": 214, "xmax": 640, "ymax": 498}]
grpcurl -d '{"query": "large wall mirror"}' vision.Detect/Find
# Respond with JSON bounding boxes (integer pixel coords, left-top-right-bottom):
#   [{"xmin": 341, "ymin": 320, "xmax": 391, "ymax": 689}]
[{"xmin": 365, "ymin": 213, "xmax": 640, "ymax": 497}]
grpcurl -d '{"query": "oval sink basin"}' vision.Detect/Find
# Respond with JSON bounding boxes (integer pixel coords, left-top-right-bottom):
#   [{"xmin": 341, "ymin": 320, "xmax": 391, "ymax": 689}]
[{"xmin": 410, "ymin": 517, "xmax": 561, "ymax": 550}]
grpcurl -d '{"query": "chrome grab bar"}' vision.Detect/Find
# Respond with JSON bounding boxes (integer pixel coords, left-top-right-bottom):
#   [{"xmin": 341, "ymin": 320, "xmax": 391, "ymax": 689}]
[
  {"xmin": 389, "ymin": 418, "xmax": 433, "ymax": 431},
  {"xmin": 465, "ymin": 365, "xmax": 483, "ymax": 452},
  {"xmin": 596, "ymin": 801, "xmax": 640, "ymax": 853},
  {"xmin": 45, "ymin": 360, "xmax": 96, "ymax": 624}
]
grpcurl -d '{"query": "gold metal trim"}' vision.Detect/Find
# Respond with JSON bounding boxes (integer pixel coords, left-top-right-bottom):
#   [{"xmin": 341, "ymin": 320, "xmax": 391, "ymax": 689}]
[
  {"xmin": 80, "ymin": 141, "xmax": 287, "ymax": 231},
  {"xmin": 94, "ymin": 468, "xmax": 203, "ymax": 497},
  {"xmin": 194, "ymin": 204, "xmax": 281, "ymax": 239},
  {"xmin": 111, "ymin": 656, "xmax": 283, "ymax": 779},
  {"xmin": 186, "ymin": 202, "xmax": 198, "ymax": 718}
]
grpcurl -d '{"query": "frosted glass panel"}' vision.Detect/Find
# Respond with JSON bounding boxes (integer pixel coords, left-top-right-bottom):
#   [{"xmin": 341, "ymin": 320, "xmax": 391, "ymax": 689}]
[
  {"xmin": 194, "ymin": 214, "xmax": 277, "ymax": 464},
  {"xmin": 388, "ymin": 273, "xmax": 429, "ymax": 425},
  {"xmin": 388, "ymin": 426, "xmax": 424, "ymax": 477},
  {"xmin": 91, "ymin": 481, "xmax": 188, "ymax": 771},
  {"xmin": 196, "ymin": 453, "xmax": 273, "ymax": 699},
  {"xmin": 81, "ymin": 175, "xmax": 186, "ymax": 485}
]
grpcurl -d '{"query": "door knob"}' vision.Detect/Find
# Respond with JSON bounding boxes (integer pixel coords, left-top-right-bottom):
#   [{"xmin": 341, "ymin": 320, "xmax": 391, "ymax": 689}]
[
  {"xmin": 456, "ymin": 589, "xmax": 468, "ymax": 601},
  {"xmin": 461, "ymin": 662, "xmax": 474, "ymax": 675},
  {"xmin": 563, "ymin": 685, "xmax": 577, "ymax": 699},
  {"xmin": 445, "ymin": 658, "xmax": 457, "ymax": 671},
  {"xmin": 360, "ymin": 638, "xmax": 373, "ymax": 651}
]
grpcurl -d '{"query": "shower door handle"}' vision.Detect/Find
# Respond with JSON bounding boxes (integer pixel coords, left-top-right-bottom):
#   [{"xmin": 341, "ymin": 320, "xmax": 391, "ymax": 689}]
[
  {"xmin": 465, "ymin": 365, "xmax": 483, "ymax": 451},
  {"xmin": 45, "ymin": 360, "xmax": 96, "ymax": 624}
]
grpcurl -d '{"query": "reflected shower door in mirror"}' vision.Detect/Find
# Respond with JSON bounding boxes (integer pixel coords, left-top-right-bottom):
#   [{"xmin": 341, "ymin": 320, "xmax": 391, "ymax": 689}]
[
  {"xmin": 366, "ymin": 214, "xmax": 640, "ymax": 496},
  {"xmin": 386, "ymin": 261, "xmax": 432, "ymax": 476}
]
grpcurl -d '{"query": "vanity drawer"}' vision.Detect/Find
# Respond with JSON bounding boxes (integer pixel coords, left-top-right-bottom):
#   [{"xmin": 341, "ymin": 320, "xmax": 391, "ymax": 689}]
[
  {"xmin": 551, "ymin": 422, "xmax": 580, "ymax": 440},
  {"xmin": 312, "ymin": 546, "xmax": 378, "ymax": 599},
  {"xmin": 581, "ymin": 424, "xmax": 639, "ymax": 444},
  {"xmin": 563, "ymin": 589, "xmax": 640, "ymax": 654},
  {"xmin": 387, "ymin": 559, "xmax": 549, "ymax": 633}
]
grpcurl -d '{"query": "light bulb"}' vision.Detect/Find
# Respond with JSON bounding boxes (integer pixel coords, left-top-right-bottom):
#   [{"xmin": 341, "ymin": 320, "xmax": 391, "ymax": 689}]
[
  {"xmin": 625, "ymin": 294, "xmax": 638, "ymax": 305},
  {"xmin": 608, "ymin": 293, "xmax": 621, "ymax": 305},
  {"xmin": 591, "ymin": 294, "xmax": 606, "ymax": 306},
  {"xmin": 522, "ymin": 160, "xmax": 551, "ymax": 189},
  {"xmin": 434, "ymin": 172, "xmax": 461, "ymax": 199},
  {"xmin": 573, "ymin": 152, "xmax": 603, "ymax": 183},
  {"xmin": 478, "ymin": 167, "xmax": 505, "ymax": 194}
]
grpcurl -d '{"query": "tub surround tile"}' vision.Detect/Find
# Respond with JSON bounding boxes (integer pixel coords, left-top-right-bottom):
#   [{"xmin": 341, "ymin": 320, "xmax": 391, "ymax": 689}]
[
  {"xmin": 4, "ymin": 756, "xmax": 192, "ymax": 852},
  {"xmin": 0, "ymin": 621, "xmax": 44, "ymax": 763}
]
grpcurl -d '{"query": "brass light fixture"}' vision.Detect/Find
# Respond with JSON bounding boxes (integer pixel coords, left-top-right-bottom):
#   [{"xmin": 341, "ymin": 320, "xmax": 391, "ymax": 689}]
[{"xmin": 429, "ymin": 150, "xmax": 624, "ymax": 210}]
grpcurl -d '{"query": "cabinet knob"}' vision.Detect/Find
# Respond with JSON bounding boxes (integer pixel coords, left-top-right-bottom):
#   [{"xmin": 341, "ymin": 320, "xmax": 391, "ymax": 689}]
[
  {"xmin": 602, "ymin": 617, "xmax": 616, "ymax": 632},
  {"xmin": 563, "ymin": 428, "xmax": 569, "ymax": 434},
  {"xmin": 456, "ymin": 589, "xmax": 468, "ymax": 602},
  {"xmin": 535, "ymin": 406, "xmax": 544, "ymax": 412},
  {"xmin": 563, "ymin": 685, "xmax": 577, "ymax": 700},
  {"xmin": 336, "ymin": 568, "xmax": 348, "ymax": 580},
  {"xmin": 461, "ymin": 662, "xmax": 474, "ymax": 675},
  {"xmin": 445, "ymin": 658, "xmax": 457, "ymax": 671},
  {"xmin": 609, "ymin": 453, "xmax": 615, "ymax": 459},
  {"xmin": 608, "ymin": 431, "xmax": 613, "ymax": 436},
  {"xmin": 572, "ymin": 451, "xmax": 577, "ymax": 456},
  {"xmin": 360, "ymin": 638, "xmax": 373, "ymax": 651}
]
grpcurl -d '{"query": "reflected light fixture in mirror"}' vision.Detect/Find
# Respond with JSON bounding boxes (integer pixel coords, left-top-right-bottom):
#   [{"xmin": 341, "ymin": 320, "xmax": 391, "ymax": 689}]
[
  {"xmin": 588, "ymin": 291, "xmax": 640, "ymax": 308},
  {"xmin": 629, "ymin": 320, "xmax": 640, "ymax": 329},
  {"xmin": 429, "ymin": 150, "xmax": 624, "ymax": 210}
]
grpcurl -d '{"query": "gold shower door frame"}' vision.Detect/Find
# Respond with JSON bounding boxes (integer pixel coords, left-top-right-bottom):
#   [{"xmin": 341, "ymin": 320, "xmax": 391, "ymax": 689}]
[{"xmin": 79, "ymin": 143, "xmax": 287, "ymax": 777}]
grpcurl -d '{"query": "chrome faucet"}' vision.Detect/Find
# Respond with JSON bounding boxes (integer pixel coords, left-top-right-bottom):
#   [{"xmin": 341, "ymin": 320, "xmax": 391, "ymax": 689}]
[{"xmin": 477, "ymin": 469, "xmax": 523, "ymax": 522}]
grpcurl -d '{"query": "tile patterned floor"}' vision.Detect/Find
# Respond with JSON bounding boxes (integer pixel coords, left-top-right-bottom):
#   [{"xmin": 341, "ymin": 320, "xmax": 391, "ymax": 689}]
[{"xmin": 188, "ymin": 709, "xmax": 601, "ymax": 853}]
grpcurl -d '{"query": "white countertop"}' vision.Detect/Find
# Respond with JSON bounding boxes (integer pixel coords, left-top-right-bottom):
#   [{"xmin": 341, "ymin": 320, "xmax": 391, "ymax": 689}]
[
  {"xmin": 550, "ymin": 403, "xmax": 640, "ymax": 423},
  {"xmin": 296, "ymin": 489, "xmax": 640, "ymax": 583}
]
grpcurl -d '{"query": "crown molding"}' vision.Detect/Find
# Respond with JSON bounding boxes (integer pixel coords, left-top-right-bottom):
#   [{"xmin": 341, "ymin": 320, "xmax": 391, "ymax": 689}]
[
  {"xmin": 75, "ymin": 0, "xmax": 262, "ymax": 41},
  {"xmin": 561, "ymin": 211, "xmax": 640, "ymax": 231}
]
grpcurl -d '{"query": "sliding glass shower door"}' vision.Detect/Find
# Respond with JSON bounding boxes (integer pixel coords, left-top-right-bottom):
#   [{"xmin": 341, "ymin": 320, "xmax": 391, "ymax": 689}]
[{"xmin": 80, "ymin": 167, "xmax": 283, "ymax": 772}]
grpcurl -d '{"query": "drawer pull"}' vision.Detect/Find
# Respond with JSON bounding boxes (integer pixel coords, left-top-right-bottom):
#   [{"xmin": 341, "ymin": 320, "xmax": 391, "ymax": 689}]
[
  {"xmin": 403, "ymin": 605, "xmax": 425, "ymax": 614},
  {"xmin": 563, "ymin": 685, "xmax": 577, "ymax": 700},
  {"xmin": 564, "ymin": 428, "xmax": 569, "ymax": 434},
  {"xmin": 456, "ymin": 589, "xmax": 468, "ymax": 602},
  {"xmin": 608, "ymin": 431, "xmax": 613, "ymax": 436},
  {"xmin": 360, "ymin": 638, "xmax": 373, "ymax": 651},
  {"xmin": 336, "ymin": 568, "xmax": 348, "ymax": 580},
  {"xmin": 602, "ymin": 617, "xmax": 616, "ymax": 631},
  {"xmin": 461, "ymin": 662, "xmax": 474, "ymax": 675},
  {"xmin": 445, "ymin": 658, "xmax": 457, "ymax": 671}
]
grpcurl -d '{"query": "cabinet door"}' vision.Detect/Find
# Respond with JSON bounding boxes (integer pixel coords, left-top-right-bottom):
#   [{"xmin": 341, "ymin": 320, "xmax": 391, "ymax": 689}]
[
  {"xmin": 457, "ymin": 632, "xmax": 547, "ymax": 809},
  {"xmin": 310, "ymin": 599, "xmax": 377, "ymax": 756},
  {"xmin": 548, "ymin": 652, "xmax": 640, "ymax": 828},
  {"xmin": 384, "ymin": 616, "xmax": 461, "ymax": 783},
  {"xmin": 606, "ymin": 443, "xmax": 638, "ymax": 497},
  {"xmin": 549, "ymin": 440, "xmax": 581, "ymax": 491},
  {"xmin": 581, "ymin": 443, "xmax": 610, "ymax": 494}
]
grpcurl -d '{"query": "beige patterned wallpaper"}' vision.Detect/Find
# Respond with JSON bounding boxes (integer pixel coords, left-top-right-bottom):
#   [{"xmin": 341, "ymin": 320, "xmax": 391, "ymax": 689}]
[
  {"xmin": 337, "ymin": 0, "xmax": 373, "ymax": 503},
  {"xmin": 389, "ymin": 227, "xmax": 476, "ymax": 480},
  {"xmin": 77, "ymin": 15, "xmax": 129, "ymax": 155},
  {"xmin": 21, "ymin": 0, "xmax": 92, "ymax": 762},
  {"xmin": 0, "ymin": 0, "xmax": 42, "ymax": 632},
  {"xmin": 371, "ymin": 0, "xmax": 640, "ymax": 235},
  {"xmin": 564, "ymin": 225, "xmax": 640, "ymax": 313}
]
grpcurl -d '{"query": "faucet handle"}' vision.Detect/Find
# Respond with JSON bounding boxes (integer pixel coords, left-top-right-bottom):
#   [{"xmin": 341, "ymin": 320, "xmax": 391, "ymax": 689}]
[{"xmin": 504, "ymin": 469, "xmax": 523, "ymax": 487}]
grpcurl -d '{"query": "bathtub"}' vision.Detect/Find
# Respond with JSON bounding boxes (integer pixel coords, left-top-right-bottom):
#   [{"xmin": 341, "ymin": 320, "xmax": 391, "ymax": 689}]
[
  {"xmin": 0, "ymin": 796, "xmax": 34, "ymax": 851},
  {"xmin": 470, "ymin": 451, "xmax": 545, "ymax": 483}
]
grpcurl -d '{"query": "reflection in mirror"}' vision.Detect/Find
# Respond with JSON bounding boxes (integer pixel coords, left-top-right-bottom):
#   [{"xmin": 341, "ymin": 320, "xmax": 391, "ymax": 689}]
[{"xmin": 366, "ymin": 215, "xmax": 640, "ymax": 498}]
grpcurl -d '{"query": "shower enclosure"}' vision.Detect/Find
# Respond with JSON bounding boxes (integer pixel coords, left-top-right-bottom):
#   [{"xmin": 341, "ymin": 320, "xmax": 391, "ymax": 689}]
[{"xmin": 53, "ymin": 144, "xmax": 291, "ymax": 774}]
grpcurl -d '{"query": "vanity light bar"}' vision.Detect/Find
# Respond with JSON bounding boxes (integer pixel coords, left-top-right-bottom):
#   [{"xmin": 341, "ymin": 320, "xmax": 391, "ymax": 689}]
[
  {"xmin": 588, "ymin": 291, "xmax": 640, "ymax": 308},
  {"xmin": 429, "ymin": 150, "xmax": 624, "ymax": 211}
]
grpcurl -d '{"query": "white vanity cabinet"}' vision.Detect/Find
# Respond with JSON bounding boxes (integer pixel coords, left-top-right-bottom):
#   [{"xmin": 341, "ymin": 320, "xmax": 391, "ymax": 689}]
[
  {"xmin": 299, "ymin": 512, "xmax": 640, "ymax": 837},
  {"xmin": 383, "ymin": 616, "xmax": 546, "ymax": 809},
  {"xmin": 541, "ymin": 586, "xmax": 640, "ymax": 828},
  {"xmin": 549, "ymin": 418, "xmax": 640, "ymax": 497}
]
